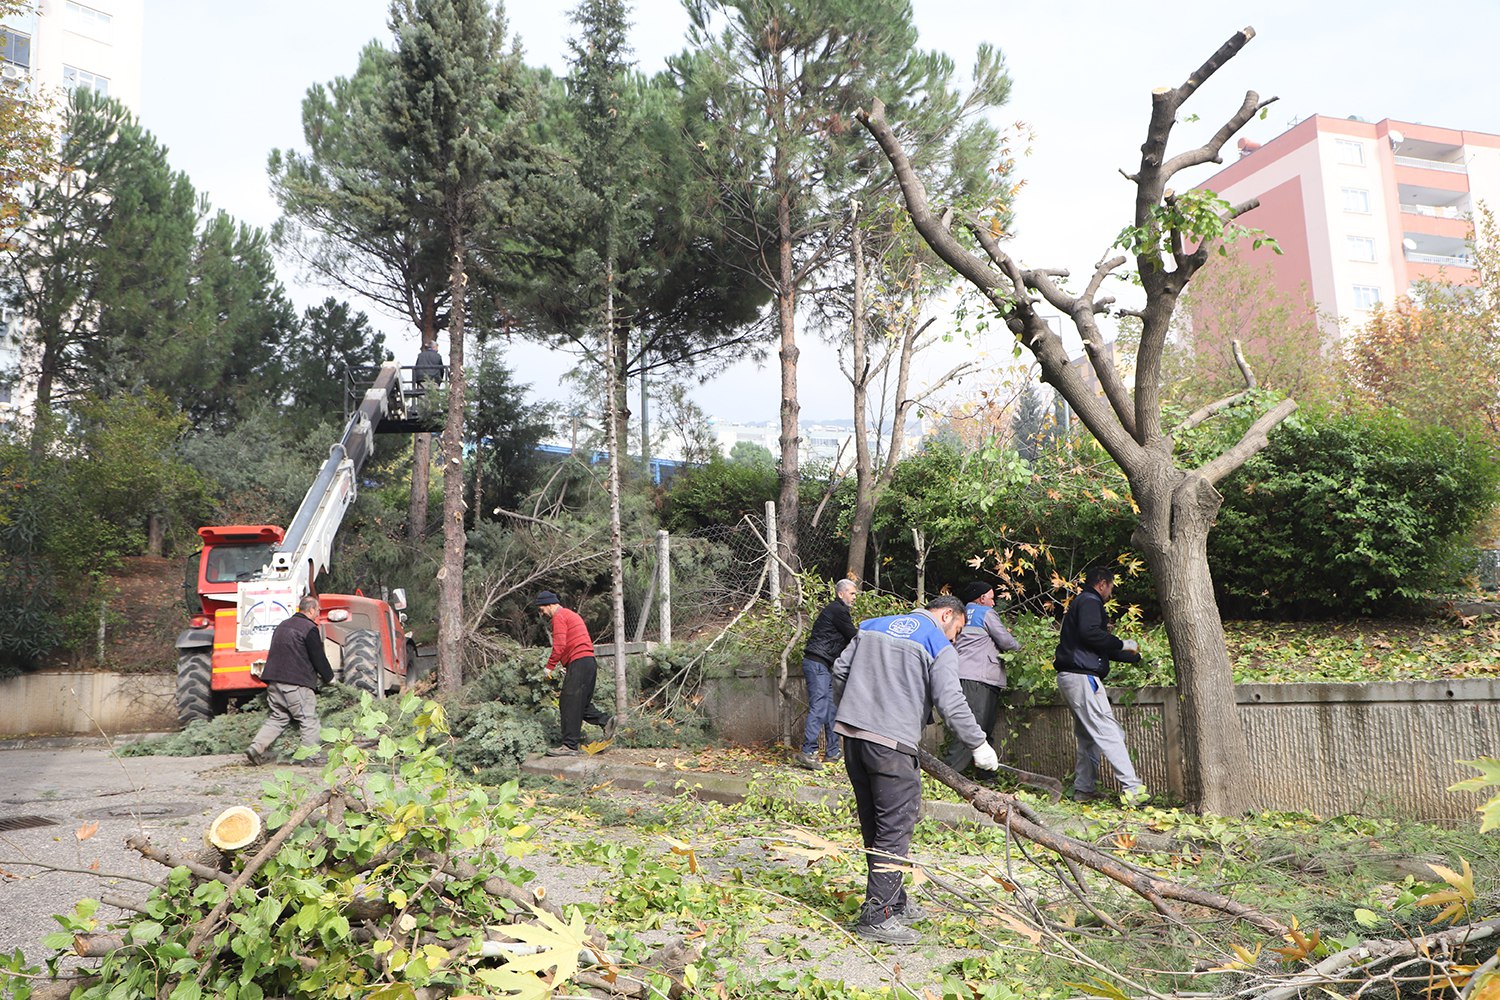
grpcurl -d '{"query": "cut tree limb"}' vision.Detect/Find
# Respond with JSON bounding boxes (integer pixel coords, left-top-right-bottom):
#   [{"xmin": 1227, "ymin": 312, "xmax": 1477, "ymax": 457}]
[
  {"xmin": 125, "ymin": 834, "xmax": 233, "ymax": 885},
  {"xmin": 917, "ymin": 748, "xmax": 1288, "ymax": 936}
]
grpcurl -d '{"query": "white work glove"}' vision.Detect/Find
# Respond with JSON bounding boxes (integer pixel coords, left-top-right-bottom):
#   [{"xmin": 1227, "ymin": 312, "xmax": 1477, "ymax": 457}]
[
  {"xmin": 970, "ymin": 741, "xmax": 999, "ymax": 772},
  {"xmin": 544, "ymin": 666, "xmax": 556, "ymax": 683},
  {"xmin": 1121, "ymin": 639, "xmax": 1139, "ymax": 654}
]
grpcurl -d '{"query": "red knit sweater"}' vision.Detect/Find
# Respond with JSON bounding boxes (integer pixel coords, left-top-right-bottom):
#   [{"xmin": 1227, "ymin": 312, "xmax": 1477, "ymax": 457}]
[{"xmin": 544, "ymin": 606, "xmax": 595, "ymax": 670}]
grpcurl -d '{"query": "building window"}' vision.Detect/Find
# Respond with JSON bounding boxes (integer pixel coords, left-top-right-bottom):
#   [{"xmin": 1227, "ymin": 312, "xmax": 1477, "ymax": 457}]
[
  {"xmin": 0, "ymin": 28, "xmax": 31, "ymax": 70},
  {"xmin": 1347, "ymin": 236, "xmax": 1376, "ymax": 262},
  {"xmin": 1342, "ymin": 187, "xmax": 1370, "ymax": 214},
  {"xmin": 62, "ymin": 65, "xmax": 109, "ymax": 97},
  {"xmin": 1352, "ymin": 285, "xmax": 1382, "ymax": 310},
  {"xmin": 1336, "ymin": 139, "xmax": 1365, "ymax": 166},
  {"xmin": 65, "ymin": 1, "xmax": 112, "ymax": 41}
]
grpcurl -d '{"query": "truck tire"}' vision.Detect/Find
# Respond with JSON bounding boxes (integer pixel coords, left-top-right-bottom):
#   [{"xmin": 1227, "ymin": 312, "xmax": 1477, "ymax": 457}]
[
  {"xmin": 341, "ymin": 629, "xmax": 385, "ymax": 697},
  {"xmin": 176, "ymin": 650, "xmax": 214, "ymax": 724}
]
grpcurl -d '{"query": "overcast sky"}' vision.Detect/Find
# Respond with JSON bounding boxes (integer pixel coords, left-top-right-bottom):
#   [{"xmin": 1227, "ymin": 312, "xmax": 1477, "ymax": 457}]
[{"xmin": 140, "ymin": 1, "xmax": 1500, "ymax": 424}]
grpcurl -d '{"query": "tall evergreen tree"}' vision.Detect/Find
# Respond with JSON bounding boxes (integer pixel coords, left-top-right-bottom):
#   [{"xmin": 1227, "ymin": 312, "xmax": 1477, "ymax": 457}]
[
  {"xmin": 672, "ymin": 0, "xmax": 984, "ymax": 591},
  {"xmin": 383, "ymin": 0, "xmax": 552, "ymax": 691},
  {"xmin": 282, "ymin": 298, "xmax": 390, "ymax": 426},
  {"xmin": 269, "ymin": 41, "xmax": 451, "ymax": 543},
  {"xmin": 5, "ymin": 90, "xmax": 294, "ymax": 444}
]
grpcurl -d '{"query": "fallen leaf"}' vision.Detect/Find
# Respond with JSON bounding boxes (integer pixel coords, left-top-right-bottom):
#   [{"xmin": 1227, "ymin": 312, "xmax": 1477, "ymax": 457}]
[{"xmin": 75, "ymin": 821, "xmax": 99, "ymax": 842}]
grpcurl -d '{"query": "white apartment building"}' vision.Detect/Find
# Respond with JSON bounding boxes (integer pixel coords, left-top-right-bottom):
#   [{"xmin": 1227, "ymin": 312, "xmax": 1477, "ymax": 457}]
[
  {"xmin": 0, "ymin": 0, "xmax": 144, "ymax": 412},
  {"xmin": 1198, "ymin": 116, "xmax": 1500, "ymax": 335}
]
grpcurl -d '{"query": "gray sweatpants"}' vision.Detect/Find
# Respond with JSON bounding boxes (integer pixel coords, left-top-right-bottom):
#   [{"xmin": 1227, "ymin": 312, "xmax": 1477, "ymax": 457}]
[
  {"xmin": 1056, "ymin": 671, "xmax": 1143, "ymax": 793},
  {"xmin": 248, "ymin": 682, "xmax": 322, "ymax": 756}
]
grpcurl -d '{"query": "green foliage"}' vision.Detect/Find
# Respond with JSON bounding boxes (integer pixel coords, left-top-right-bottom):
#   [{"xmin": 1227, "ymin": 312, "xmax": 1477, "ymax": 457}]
[
  {"xmin": 1211, "ymin": 409, "xmax": 1500, "ymax": 615},
  {"xmin": 12, "ymin": 696, "xmax": 567, "ymax": 999},
  {"xmin": 281, "ymin": 297, "xmax": 389, "ymax": 430},
  {"xmin": 0, "ymin": 394, "xmax": 210, "ymax": 670},
  {"xmin": 1449, "ymin": 758, "xmax": 1500, "ymax": 833},
  {"xmin": 659, "ymin": 452, "xmax": 779, "ymax": 531},
  {"xmin": 1115, "ymin": 187, "xmax": 1279, "ymax": 268}
]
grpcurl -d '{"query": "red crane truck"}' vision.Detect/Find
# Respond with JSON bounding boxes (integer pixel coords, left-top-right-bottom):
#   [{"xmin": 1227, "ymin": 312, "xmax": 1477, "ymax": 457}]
[{"xmin": 174, "ymin": 363, "xmax": 420, "ymax": 723}]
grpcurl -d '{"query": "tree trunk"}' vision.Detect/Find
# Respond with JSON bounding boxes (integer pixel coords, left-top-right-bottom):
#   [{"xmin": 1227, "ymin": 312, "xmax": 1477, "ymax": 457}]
[
  {"xmin": 845, "ymin": 223, "xmax": 873, "ymax": 581},
  {"xmin": 775, "ymin": 186, "xmax": 800, "ymax": 597},
  {"xmin": 436, "ymin": 225, "xmax": 469, "ymax": 694},
  {"xmin": 471, "ymin": 439, "xmax": 483, "ymax": 528},
  {"xmin": 612, "ymin": 315, "xmax": 631, "ymax": 473},
  {"xmin": 409, "ymin": 314, "xmax": 439, "ymax": 543},
  {"xmin": 409, "ymin": 433, "xmax": 432, "ymax": 543},
  {"xmin": 604, "ymin": 265, "xmax": 629, "ymax": 723},
  {"xmin": 1133, "ymin": 466, "xmax": 1253, "ymax": 814},
  {"xmin": 28, "ymin": 336, "xmax": 58, "ymax": 454},
  {"xmin": 639, "ymin": 355, "xmax": 650, "ymax": 479}
]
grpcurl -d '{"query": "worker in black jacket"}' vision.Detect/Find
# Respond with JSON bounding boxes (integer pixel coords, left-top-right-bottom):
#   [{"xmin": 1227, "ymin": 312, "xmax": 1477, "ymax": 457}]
[
  {"xmin": 1053, "ymin": 567, "xmax": 1148, "ymax": 804},
  {"xmin": 796, "ymin": 578, "xmax": 858, "ymax": 770},
  {"xmin": 246, "ymin": 595, "xmax": 334, "ymax": 766}
]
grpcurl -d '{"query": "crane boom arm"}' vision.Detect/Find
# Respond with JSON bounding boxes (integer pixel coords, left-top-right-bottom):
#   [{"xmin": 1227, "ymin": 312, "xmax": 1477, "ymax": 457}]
[{"xmin": 268, "ymin": 362, "xmax": 404, "ymax": 597}]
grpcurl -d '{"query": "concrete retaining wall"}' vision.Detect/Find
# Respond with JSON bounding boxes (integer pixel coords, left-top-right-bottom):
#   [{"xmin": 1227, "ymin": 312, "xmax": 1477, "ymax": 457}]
[
  {"xmin": 703, "ymin": 670, "xmax": 1500, "ymax": 821},
  {"xmin": 0, "ymin": 671, "xmax": 178, "ymax": 737}
]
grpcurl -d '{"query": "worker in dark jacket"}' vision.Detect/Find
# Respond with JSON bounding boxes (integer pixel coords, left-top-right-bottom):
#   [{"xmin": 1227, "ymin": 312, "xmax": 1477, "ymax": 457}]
[
  {"xmin": 831, "ymin": 595, "xmax": 999, "ymax": 946},
  {"xmin": 795, "ymin": 578, "xmax": 858, "ymax": 770},
  {"xmin": 945, "ymin": 581, "xmax": 1021, "ymax": 773},
  {"xmin": 413, "ymin": 342, "xmax": 445, "ymax": 386},
  {"xmin": 1054, "ymin": 566, "xmax": 1148, "ymax": 804},
  {"xmin": 246, "ymin": 595, "xmax": 334, "ymax": 765}
]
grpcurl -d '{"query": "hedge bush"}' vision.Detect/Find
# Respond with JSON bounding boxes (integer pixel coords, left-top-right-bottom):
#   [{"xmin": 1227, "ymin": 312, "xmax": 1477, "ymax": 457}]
[{"xmin": 1210, "ymin": 409, "xmax": 1499, "ymax": 615}]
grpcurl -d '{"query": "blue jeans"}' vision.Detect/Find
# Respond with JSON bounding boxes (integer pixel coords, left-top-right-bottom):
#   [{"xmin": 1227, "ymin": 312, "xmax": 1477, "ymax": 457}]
[{"xmin": 801, "ymin": 658, "xmax": 840, "ymax": 758}]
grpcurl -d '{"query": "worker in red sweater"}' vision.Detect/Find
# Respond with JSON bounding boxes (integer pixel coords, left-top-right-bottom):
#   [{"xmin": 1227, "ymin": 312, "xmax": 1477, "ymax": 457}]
[{"xmin": 536, "ymin": 591, "xmax": 615, "ymax": 756}]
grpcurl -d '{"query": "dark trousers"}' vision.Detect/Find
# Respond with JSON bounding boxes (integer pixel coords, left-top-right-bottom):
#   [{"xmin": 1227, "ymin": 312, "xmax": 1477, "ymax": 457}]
[
  {"xmin": 800, "ymin": 658, "xmax": 840, "ymax": 758},
  {"xmin": 944, "ymin": 679, "xmax": 1002, "ymax": 772},
  {"xmin": 844, "ymin": 737, "xmax": 922, "ymax": 925},
  {"xmin": 559, "ymin": 655, "xmax": 609, "ymax": 749}
]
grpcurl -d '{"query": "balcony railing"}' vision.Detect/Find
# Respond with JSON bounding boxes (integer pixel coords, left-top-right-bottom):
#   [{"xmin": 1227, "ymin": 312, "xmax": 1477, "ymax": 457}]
[
  {"xmin": 1394, "ymin": 154, "xmax": 1466, "ymax": 174},
  {"xmin": 1406, "ymin": 251, "xmax": 1474, "ymax": 268},
  {"xmin": 1399, "ymin": 203, "xmax": 1466, "ymax": 219}
]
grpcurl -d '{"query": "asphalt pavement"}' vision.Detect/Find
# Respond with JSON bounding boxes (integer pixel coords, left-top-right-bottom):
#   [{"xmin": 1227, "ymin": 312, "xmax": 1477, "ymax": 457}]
[{"xmin": 0, "ymin": 741, "xmax": 276, "ymax": 969}]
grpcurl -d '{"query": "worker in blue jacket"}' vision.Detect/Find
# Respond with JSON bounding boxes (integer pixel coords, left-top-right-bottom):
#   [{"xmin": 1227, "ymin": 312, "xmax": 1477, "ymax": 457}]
[{"xmin": 831, "ymin": 595, "xmax": 998, "ymax": 946}]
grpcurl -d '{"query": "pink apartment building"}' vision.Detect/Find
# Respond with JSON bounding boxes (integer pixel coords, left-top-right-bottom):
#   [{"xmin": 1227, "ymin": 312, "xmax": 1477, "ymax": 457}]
[{"xmin": 1198, "ymin": 116, "xmax": 1500, "ymax": 334}]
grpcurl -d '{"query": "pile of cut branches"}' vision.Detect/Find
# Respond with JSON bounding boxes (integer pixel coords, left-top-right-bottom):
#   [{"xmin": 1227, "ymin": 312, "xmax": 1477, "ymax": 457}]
[{"xmin": 1, "ymin": 696, "xmax": 691, "ymax": 1000}]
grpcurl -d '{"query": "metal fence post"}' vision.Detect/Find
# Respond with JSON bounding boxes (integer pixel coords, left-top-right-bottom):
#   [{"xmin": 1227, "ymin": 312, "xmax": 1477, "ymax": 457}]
[
  {"xmin": 765, "ymin": 500, "xmax": 780, "ymax": 604},
  {"xmin": 657, "ymin": 529, "xmax": 672, "ymax": 645}
]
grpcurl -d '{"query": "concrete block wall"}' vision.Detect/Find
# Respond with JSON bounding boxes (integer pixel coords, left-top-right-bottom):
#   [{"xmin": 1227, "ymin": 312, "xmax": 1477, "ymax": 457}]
[
  {"xmin": 0, "ymin": 671, "xmax": 178, "ymax": 737},
  {"xmin": 705, "ymin": 670, "xmax": 1500, "ymax": 822}
]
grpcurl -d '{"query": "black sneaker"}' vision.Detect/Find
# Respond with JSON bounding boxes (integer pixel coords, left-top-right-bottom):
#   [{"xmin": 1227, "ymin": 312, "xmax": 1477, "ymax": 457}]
[
  {"xmin": 854, "ymin": 916, "xmax": 920, "ymax": 946},
  {"xmin": 245, "ymin": 748, "xmax": 268, "ymax": 766},
  {"xmin": 545, "ymin": 745, "xmax": 580, "ymax": 757},
  {"xmin": 602, "ymin": 715, "xmax": 617, "ymax": 741},
  {"xmin": 793, "ymin": 751, "xmax": 822, "ymax": 771}
]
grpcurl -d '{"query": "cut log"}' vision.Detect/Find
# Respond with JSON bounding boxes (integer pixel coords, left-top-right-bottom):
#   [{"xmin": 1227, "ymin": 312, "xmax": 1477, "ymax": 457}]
[
  {"xmin": 75, "ymin": 933, "xmax": 125, "ymax": 957},
  {"xmin": 207, "ymin": 806, "xmax": 264, "ymax": 852}
]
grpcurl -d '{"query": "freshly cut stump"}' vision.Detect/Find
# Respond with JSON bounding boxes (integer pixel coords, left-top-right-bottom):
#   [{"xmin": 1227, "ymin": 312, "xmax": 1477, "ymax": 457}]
[{"xmin": 207, "ymin": 806, "xmax": 263, "ymax": 852}]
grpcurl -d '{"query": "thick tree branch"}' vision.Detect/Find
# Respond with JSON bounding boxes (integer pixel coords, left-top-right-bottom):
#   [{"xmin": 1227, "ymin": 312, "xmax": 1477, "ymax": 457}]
[
  {"xmin": 919, "ymin": 749, "xmax": 1287, "ymax": 937},
  {"xmin": 1197, "ymin": 397, "xmax": 1298, "ymax": 485}
]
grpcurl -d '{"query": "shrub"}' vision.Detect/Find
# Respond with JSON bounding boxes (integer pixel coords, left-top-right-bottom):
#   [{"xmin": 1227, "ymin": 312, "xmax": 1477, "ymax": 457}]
[{"xmin": 1211, "ymin": 409, "xmax": 1500, "ymax": 615}]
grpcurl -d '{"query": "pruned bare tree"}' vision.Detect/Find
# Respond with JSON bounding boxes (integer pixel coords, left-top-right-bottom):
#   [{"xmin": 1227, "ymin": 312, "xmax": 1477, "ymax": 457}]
[
  {"xmin": 841, "ymin": 204, "xmax": 979, "ymax": 582},
  {"xmin": 860, "ymin": 28, "xmax": 1296, "ymax": 814}
]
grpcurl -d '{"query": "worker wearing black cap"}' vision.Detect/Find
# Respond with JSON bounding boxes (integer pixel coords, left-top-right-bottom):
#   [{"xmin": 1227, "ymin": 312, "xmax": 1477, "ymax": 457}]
[
  {"xmin": 534, "ymin": 591, "xmax": 615, "ymax": 756},
  {"xmin": 944, "ymin": 581, "xmax": 1020, "ymax": 774}
]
